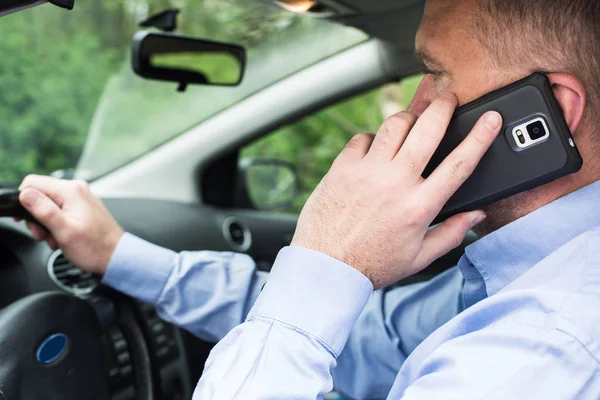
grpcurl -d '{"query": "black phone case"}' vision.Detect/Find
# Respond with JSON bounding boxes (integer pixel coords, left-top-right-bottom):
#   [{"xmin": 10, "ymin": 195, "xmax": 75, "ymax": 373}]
[{"xmin": 424, "ymin": 73, "xmax": 583, "ymax": 224}]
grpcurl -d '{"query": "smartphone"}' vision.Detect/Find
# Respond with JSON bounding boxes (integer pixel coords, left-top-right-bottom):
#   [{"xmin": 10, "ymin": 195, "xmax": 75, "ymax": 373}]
[{"xmin": 424, "ymin": 72, "xmax": 583, "ymax": 224}]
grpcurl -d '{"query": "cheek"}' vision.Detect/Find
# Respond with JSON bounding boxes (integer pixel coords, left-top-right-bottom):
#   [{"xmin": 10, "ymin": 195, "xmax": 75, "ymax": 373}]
[{"xmin": 406, "ymin": 71, "xmax": 489, "ymax": 116}]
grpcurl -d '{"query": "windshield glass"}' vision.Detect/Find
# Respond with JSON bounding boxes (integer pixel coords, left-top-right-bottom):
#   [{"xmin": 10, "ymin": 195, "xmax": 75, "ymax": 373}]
[{"xmin": 0, "ymin": 0, "xmax": 367, "ymax": 183}]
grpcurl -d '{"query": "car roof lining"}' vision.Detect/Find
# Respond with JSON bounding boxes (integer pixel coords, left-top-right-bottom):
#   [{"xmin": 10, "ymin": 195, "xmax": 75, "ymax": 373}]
[
  {"xmin": 299, "ymin": 0, "xmax": 426, "ymax": 76},
  {"xmin": 318, "ymin": 0, "xmax": 426, "ymax": 49}
]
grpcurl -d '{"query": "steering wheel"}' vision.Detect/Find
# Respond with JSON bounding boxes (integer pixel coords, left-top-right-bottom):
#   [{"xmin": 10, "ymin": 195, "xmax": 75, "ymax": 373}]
[{"xmin": 0, "ymin": 290, "xmax": 159, "ymax": 399}]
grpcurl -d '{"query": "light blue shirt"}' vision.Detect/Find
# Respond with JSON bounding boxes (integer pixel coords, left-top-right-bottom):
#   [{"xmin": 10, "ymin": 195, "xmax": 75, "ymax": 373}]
[{"xmin": 103, "ymin": 180, "xmax": 600, "ymax": 399}]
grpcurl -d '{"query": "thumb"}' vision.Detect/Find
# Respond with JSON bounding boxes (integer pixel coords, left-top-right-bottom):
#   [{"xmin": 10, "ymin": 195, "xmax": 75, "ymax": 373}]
[
  {"xmin": 19, "ymin": 188, "xmax": 65, "ymax": 232},
  {"xmin": 416, "ymin": 211, "xmax": 486, "ymax": 269}
]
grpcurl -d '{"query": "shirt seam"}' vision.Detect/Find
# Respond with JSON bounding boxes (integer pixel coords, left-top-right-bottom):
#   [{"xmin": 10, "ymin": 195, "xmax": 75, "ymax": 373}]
[
  {"xmin": 248, "ymin": 315, "xmax": 339, "ymax": 357},
  {"xmin": 498, "ymin": 314, "xmax": 600, "ymax": 366},
  {"xmin": 555, "ymin": 325, "xmax": 600, "ymax": 365}
]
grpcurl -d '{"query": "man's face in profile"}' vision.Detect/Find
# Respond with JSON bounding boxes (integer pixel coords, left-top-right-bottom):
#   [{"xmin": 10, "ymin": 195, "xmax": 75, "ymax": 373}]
[{"xmin": 408, "ymin": 0, "xmax": 538, "ymax": 234}]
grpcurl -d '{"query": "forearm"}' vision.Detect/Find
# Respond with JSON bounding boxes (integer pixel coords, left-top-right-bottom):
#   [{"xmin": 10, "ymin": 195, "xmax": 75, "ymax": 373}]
[
  {"xmin": 102, "ymin": 233, "xmax": 268, "ymax": 342},
  {"xmin": 103, "ymin": 234, "xmax": 464, "ymax": 398}
]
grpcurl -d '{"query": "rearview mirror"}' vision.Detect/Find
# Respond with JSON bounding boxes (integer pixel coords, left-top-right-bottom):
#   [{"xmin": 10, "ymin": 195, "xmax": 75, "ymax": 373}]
[
  {"xmin": 237, "ymin": 159, "xmax": 299, "ymax": 211},
  {"xmin": 0, "ymin": 0, "xmax": 73, "ymax": 17},
  {"xmin": 132, "ymin": 31, "xmax": 246, "ymax": 91}
]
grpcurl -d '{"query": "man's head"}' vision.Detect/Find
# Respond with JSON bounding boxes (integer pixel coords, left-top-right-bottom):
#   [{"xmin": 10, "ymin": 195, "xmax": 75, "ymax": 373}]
[{"xmin": 410, "ymin": 0, "xmax": 599, "ymax": 235}]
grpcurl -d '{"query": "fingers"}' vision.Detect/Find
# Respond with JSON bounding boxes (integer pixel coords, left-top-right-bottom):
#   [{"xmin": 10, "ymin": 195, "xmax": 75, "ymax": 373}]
[
  {"xmin": 415, "ymin": 211, "xmax": 486, "ymax": 268},
  {"xmin": 335, "ymin": 133, "xmax": 375, "ymax": 164},
  {"xmin": 19, "ymin": 188, "xmax": 66, "ymax": 232},
  {"xmin": 423, "ymin": 111, "xmax": 502, "ymax": 206},
  {"xmin": 367, "ymin": 112, "xmax": 417, "ymax": 161},
  {"xmin": 25, "ymin": 220, "xmax": 50, "ymax": 241},
  {"xmin": 24, "ymin": 220, "xmax": 58, "ymax": 250},
  {"xmin": 395, "ymin": 93, "xmax": 457, "ymax": 175},
  {"xmin": 19, "ymin": 175, "xmax": 70, "ymax": 207},
  {"xmin": 47, "ymin": 236, "xmax": 59, "ymax": 250},
  {"xmin": 406, "ymin": 74, "xmax": 437, "ymax": 116}
]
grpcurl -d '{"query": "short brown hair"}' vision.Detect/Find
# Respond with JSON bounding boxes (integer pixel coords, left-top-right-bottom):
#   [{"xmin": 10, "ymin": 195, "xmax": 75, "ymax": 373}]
[{"xmin": 474, "ymin": 0, "xmax": 600, "ymax": 118}]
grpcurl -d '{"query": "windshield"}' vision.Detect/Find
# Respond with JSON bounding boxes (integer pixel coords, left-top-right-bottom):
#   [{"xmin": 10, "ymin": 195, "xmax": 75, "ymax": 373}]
[{"xmin": 0, "ymin": 0, "xmax": 367, "ymax": 183}]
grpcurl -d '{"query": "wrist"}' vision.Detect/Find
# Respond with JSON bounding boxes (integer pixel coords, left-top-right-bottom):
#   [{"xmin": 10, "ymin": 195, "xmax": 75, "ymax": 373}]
[
  {"xmin": 101, "ymin": 233, "xmax": 177, "ymax": 305},
  {"xmin": 289, "ymin": 240, "xmax": 370, "ymax": 285},
  {"xmin": 250, "ymin": 246, "xmax": 373, "ymax": 355},
  {"xmin": 97, "ymin": 228, "xmax": 125, "ymax": 275}
]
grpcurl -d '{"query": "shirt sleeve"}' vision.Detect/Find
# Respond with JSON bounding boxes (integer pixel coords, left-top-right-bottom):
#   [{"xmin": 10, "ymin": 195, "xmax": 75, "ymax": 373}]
[
  {"xmin": 193, "ymin": 246, "xmax": 374, "ymax": 399},
  {"xmin": 102, "ymin": 232, "xmax": 268, "ymax": 342},
  {"xmin": 102, "ymin": 233, "xmax": 464, "ymax": 399}
]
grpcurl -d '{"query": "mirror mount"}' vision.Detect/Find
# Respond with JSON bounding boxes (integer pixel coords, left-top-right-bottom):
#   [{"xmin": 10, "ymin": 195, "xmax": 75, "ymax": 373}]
[{"xmin": 139, "ymin": 9, "xmax": 180, "ymax": 32}]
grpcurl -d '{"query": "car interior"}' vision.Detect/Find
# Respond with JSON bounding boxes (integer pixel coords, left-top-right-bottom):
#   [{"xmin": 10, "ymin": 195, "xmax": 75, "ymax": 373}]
[{"xmin": 0, "ymin": 1, "xmax": 478, "ymax": 399}]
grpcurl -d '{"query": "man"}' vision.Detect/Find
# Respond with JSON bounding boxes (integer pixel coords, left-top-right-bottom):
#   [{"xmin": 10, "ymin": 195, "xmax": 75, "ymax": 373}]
[{"xmin": 17, "ymin": 0, "xmax": 600, "ymax": 398}]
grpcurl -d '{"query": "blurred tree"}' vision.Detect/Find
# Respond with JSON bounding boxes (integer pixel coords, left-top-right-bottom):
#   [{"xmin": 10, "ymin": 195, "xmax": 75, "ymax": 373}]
[
  {"xmin": 242, "ymin": 74, "xmax": 423, "ymax": 213},
  {"xmin": 0, "ymin": 0, "xmax": 420, "ymax": 217}
]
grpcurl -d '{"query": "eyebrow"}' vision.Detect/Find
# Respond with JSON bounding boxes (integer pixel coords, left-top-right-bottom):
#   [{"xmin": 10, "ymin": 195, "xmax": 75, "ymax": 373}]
[{"xmin": 414, "ymin": 48, "xmax": 443, "ymax": 67}]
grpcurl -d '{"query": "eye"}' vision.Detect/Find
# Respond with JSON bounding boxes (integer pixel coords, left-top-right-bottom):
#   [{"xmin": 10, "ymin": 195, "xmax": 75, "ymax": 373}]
[{"xmin": 422, "ymin": 67, "xmax": 441, "ymax": 78}]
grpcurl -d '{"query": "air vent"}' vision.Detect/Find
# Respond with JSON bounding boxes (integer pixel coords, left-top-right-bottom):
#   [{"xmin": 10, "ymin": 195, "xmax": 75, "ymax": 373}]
[
  {"xmin": 47, "ymin": 250, "xmax": 100, "ymax": 295},
  {"xmin": 223, "ymin": 217, "xmax": 252, "ymax": 252}
]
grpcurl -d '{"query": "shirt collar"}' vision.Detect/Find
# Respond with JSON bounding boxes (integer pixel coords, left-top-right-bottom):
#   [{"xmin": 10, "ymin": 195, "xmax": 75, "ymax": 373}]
[{"xmin": 463, "ymin": 179, "xmax": 600, "ymax": 298}]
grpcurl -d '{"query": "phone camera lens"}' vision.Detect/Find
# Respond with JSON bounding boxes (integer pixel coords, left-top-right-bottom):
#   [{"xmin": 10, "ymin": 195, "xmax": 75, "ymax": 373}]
[{"xmin": 527, "ymin": 121, "xmax": 546, "ymax": 140}]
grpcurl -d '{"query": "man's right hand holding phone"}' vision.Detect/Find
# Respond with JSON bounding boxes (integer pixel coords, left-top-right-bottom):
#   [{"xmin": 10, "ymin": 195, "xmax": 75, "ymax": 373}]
[
  {"xmin": 291, "ymin": 93, "xmax": 502, "ymax": 288},
  {"xmin": 18, "ymin": 93, "xmax": 502, "ymax": 289}
]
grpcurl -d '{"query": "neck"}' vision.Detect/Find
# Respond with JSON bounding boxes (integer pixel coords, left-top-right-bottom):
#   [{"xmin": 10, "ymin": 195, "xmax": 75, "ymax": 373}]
[{"xmin": 473, "ymin": 173, "xmax": 595, "ymax": 237}]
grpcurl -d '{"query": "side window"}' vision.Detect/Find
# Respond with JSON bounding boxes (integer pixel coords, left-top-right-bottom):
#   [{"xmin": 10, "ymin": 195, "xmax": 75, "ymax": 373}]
[{"xmin": 241, "ymin": 75, "xmax": 423, "ymax": 214}]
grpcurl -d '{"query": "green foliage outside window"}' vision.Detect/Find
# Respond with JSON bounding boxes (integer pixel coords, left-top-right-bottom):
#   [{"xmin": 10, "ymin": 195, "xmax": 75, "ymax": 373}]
[
  {"xmin": 242, "ymin": 75, "xmax": 423, "ymax": 214},
  {"xmin": 0, "ymin": 0, "xmax": 421, "ymax": 215},
  {"xmin": 0, "ymin": 0, "xmax": 366, "ymax": 183}
]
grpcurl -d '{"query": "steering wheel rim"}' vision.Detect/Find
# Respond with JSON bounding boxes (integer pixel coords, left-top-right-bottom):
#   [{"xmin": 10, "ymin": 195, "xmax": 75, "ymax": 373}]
[
  {"xmin": 0, "ymin": 291, "xmax": 159, "ymax": 400},
  {"xmin": 112, "ymin": 291, "xmax": 161, "ymax": 400}
]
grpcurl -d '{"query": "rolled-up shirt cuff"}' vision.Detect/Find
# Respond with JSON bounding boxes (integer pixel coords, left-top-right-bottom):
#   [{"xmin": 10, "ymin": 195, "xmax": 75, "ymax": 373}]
[
  {"xmin": 102, "ymin": 232, "xmax": 177, "ymax": 305},
  {"xmin": 248, "ymin": 246, "xmax": 373, "ymax": 356}
]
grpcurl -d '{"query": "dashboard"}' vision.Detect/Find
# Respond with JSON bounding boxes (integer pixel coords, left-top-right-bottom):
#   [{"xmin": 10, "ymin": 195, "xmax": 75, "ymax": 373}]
[{"xmin": 0, "ymin": 197, "xmax": 299, "ymax": 400}]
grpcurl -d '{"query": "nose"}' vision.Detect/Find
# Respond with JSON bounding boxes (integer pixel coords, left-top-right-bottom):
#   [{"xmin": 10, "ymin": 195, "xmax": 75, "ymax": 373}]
[{"xmin": 406, "ymin": 74, "xmax": 439, "ymax": 117}]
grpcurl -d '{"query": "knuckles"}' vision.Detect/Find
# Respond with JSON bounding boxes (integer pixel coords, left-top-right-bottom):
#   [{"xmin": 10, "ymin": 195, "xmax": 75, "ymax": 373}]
[
  {"xmin": 380, "ymin": 112, "xmax": 414, "ymax": 136},
  {"xmin": 20, "ymin": 174, "xmax": 39, "ymax": 188},
  {"xmin": 449, "ymin": 156, "xmax": 471, "ymax": 180},
  {"xmin": 345, "ymin": 133, "xmax": 374, "ymax": 150},
  {"xmin": 71, "ymin": 179, "xmax": 90, "ymax": 194}
]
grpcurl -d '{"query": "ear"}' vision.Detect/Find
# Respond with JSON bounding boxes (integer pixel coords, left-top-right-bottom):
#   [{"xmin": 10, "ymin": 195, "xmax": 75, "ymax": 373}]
[{"xmin": 546, "ymin": 73, "xmax": 587, "ymax": 134}]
